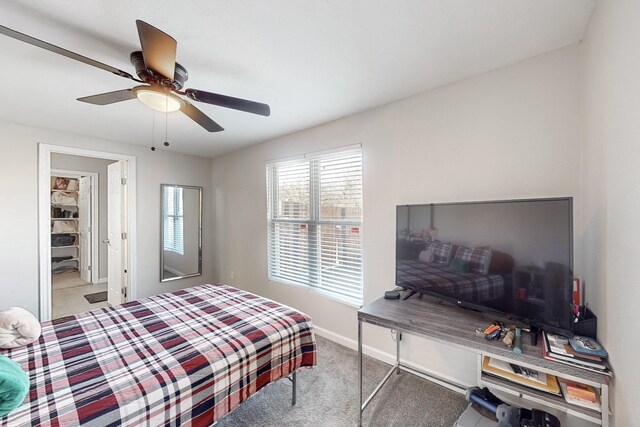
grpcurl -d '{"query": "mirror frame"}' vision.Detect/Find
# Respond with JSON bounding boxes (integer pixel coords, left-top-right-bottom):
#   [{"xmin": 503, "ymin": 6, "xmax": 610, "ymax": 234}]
[{"xmin": 160, "ymin": 184, "xmax": 203, "ymax": 282}]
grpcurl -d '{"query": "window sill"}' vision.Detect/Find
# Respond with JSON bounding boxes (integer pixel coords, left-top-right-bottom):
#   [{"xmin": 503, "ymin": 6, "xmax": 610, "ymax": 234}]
[
  {"xmin": 164, "ymin": 249, "xmax": 184, "ymax": 255},
  {"xmin": 268, "ymin": 277, "xmax": 362, "ymax": 309}
]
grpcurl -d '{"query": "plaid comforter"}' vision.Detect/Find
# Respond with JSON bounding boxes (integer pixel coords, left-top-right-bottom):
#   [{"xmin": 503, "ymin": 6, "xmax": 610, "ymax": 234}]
[
  {"xmin": 0, "ymin": 284, "xmax": 316, "ymax": 426},
  {"xmin": 397, "ymin": 260, "xmax": 504, "ymax": 302}
]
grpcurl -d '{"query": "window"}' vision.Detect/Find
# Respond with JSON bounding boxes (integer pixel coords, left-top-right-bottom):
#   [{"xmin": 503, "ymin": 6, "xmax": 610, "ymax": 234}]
[
  {"xmin": 163, "ymin": 186, "xmax": 184, "ymax": 255},
  {"xmin": 266, "ymin": 146, "xmax": 363, "ymax": 305}
]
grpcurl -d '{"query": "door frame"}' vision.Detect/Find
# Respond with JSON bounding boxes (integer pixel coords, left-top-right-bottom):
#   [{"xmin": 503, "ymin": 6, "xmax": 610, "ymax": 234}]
[
  {"xmin": 51, "ymin": 169, "xmax": 99, "ymax": 284},
  {"xmin": 106, "ymin": 161, "xmax": 126, "ymax": 306},
  {"xmin": 39, "ymin": 144, "xmax": 137, "ymax": 321}
]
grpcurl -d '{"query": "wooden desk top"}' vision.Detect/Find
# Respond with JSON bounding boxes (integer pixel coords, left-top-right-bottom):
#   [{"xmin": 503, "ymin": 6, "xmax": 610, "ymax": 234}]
[{"xmin": 358, "ymin": 295, "xmax": 609, "ymax": 385}]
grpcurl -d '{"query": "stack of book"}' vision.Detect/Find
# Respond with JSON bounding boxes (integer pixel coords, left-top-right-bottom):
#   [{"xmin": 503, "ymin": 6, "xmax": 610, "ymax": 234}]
[{"xmin": 542, "ymin": 332, "xmax": 610, "ymax": 375}]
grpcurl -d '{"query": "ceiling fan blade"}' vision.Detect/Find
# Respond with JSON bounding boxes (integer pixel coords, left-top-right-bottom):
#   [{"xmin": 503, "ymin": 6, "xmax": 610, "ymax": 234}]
[
  {"xmin": 77, "ymin": 89, "xmax": 136, "ymax": 105},
  {"xmin": 180, "ymin": 100, "xmax": 224, "ymax": 132},
  {"xmin": 185, "ymin": 89, "xmax": 271, "ymax": 117},
  {"xmin": 136, "ymin": 20, "xmax": 176, "ymax": 81},
  {"xmin": 0, "ymin": 24, "xmax": 137, "ymax": 81}
]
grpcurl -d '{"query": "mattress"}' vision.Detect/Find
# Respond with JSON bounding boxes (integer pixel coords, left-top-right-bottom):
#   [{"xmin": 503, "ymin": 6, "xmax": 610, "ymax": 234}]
[{"xmin": 0, "ymin": 284, "xmax": 316, "ymax": 426}]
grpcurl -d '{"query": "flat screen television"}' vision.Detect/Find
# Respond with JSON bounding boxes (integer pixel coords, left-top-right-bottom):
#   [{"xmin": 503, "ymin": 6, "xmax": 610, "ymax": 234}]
[{"xmin": 396, "ymin": 197, "xmax": 573, "ymax": 335}]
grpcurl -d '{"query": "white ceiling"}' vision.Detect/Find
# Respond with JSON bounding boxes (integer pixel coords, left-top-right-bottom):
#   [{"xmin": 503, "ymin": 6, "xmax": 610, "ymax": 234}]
[{"xmin": 0, "ymin": 0, "xmax": 595, "ymax": 158}]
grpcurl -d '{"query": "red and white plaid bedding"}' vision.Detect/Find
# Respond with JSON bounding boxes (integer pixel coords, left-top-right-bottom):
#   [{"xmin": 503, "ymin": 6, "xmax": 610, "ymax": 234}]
[
  {"xmin": 0, "ymin": 284, "xmax": 316, "ymax": 426},
  {"xmin": 397, "ymin": 259, "xmax": 504, "ymax": 302}
]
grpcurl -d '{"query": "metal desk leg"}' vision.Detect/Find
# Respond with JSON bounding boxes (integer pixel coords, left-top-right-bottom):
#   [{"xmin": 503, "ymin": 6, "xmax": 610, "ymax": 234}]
[
  {"xmin": 291, "ymin": 371, "xmax": 297, "ymax": 405},
  {"xmin": 358, "ymin": 318, "xmax": 363, "ymax": 427},
  {"xmin": 359, "ymin": 324, "xmax": 402, "ymax": 426},
  {"xmin": 396, "ymin": 330, "xmax": 402, "ymax": 374},
  {"xmin": 601, "ymin": 381, "xmax": 609, "ymax": 427}
]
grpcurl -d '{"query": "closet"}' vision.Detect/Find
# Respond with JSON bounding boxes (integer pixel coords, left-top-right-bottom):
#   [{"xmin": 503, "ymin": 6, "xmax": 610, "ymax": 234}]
[
  {"xmin": 51, "ymin": 175, "xmax": 80, "ymax": 275},
  {"xmin": 51, "ymin": 173, "xmax": 92, "ymax": 283}
]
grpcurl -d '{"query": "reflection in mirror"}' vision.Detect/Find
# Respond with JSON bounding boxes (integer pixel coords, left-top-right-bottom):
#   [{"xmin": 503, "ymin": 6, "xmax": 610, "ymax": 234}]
[{"xmin": 161, "ymin": 184, "xmax": 202, "ymax": 282}]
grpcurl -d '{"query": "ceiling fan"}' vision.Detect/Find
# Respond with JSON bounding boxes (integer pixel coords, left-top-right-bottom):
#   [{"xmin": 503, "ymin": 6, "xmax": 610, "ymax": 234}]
[{"xmin": 0, "ymin": 20, "xmax": 271, "ymax": 132}]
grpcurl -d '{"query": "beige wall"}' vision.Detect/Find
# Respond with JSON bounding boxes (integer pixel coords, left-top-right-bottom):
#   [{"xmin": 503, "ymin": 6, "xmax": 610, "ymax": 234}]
[
  {"xmin": 212, "ymin": 45, "xmax": 584, "ymax": 405},
  {"xmin": 0, "ymin": 122, "xmax": 215, "ymax": 317},
  {"xmin": 581, "ymin": 0, "xmax": 640, "ymax": 425}
]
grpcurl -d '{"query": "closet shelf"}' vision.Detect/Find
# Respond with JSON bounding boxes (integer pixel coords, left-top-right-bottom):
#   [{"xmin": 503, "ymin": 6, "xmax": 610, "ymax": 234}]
[
  {"xmin": 52, "ymin": 268, "xmax": 78, "ymax": 274},
  {"xmin": 51, "ymin": 175, "xmax": 84, "ymax": 275},
  {"xmin": 52, "ymin": 258, "xmax": 79, "ymax": 263}
]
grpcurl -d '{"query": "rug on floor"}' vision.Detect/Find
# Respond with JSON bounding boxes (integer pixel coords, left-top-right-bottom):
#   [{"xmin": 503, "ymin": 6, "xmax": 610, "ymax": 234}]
[
  {"xmin": 84, "ymin": 291, "xmax": 107, "ymax": 304},
  {"xmin": 216, "ymin": 335, "xmax": 467, "ymax": 427}
]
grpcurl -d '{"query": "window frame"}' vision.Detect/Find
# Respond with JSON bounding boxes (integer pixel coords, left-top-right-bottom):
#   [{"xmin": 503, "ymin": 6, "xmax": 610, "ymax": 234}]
[
  {"xmin": 266, "ymin": 145, "xmax": 363, "ymax": 306},
  {"xmin": 163, "ymin": 185, "xmax": 184, "ymax": 255}
]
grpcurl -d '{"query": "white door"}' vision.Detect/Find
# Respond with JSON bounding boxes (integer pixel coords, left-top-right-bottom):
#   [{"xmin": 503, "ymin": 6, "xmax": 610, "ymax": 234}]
[
  {"xmin": 107, "ymin": 161, "xmax": 125, "ymax": 306},
  {"xmin": 78, "ymin": 176, "xmax": 92, "ymax": 283}
]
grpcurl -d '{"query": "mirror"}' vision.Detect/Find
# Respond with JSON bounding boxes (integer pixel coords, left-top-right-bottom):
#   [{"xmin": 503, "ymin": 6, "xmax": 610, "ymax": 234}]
[{"xmin": 161, "ymin": 184, "xmax": 202, "ymax": 282}]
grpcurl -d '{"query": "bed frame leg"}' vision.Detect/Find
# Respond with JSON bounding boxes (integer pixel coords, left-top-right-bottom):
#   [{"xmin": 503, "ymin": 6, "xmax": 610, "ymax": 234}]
[{"xmin": 291, "ymin": 371, "xmax": 297, "ymax": 405}]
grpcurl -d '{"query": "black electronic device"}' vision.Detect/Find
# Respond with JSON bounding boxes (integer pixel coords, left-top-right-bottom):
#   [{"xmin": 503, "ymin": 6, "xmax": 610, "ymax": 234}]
[
  {"xmin": 384, "ymin": 290, "xmax": 400, "ymax": 299},
  {"xmin": 396, "ymin": 198, "xmax": 574, "ymax": 336},
  {"xmin": 462, "ymin": 387, "xmax": 561, "ymax": 427},
  {"xmin": 485, "ymin": 329, "xmax": 501, "ymax": 341}
]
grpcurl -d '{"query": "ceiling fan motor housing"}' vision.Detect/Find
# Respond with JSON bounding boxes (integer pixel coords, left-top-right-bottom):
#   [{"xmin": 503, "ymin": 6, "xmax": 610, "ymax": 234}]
[{"xmin": 129, "ymin": 51, "xmax": 188, "ymax": 90}]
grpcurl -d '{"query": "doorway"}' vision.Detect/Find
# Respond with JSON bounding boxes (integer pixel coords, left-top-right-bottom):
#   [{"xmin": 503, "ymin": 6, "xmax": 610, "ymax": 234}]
[
  {"xmin": 50, "ymin": 169, "xmax": 98, "ymax": 314},
  {"xmin": 39, "ymin": 144, "xmax": 137, "ymax": 321}
]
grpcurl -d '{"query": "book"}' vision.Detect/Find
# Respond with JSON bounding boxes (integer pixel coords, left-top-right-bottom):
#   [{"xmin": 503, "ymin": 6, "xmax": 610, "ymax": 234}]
[
  {"xmin": 545, "ymin": 332, "xmax": 603, "ymax": 363},
  {"xmin": 566, "ymin": 382, "xmax": 597, "ymax": 402},
  {"xmin": 541, "ymin": 334, "xmax": 612, "ymax": 376},
  {"xmin": 558, "ymin": 379, "xmax": 601, "ymax": 412},
  {"xmin": 563, "ymin": 342, "xmax": 602, "ymax": 362},
  {"xmin": 542, "ymin": 342, "xmax": 612, "ymax": 376},
  {"xmin": 546, "ymin": 332, "xmax": 571, "ymax": 354},
  {"xmin": 482, "ymin": 357, "xmax": 562, "ymax": 396},
  {"xmin": 569, "ymin": 335, "xmax": 608, "ymax": 358},
  {"xmin": 543, "ymin": 333, "xmax": 602, "ymax": 367},
  {"xmin": 487, "ymin": 358, "xmax": 548, "ymax": 385}
]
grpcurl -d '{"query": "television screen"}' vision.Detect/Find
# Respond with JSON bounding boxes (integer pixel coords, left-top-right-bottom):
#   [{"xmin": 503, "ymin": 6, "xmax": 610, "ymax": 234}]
[{"xmin": 396, "ymin": 198, "xmax": 573, "ymax": 333}]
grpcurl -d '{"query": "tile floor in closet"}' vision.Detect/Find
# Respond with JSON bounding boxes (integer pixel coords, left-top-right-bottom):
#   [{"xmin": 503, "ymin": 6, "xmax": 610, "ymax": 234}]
[{"xmin": 51, "ymin": 271, "xmax": 110, "ymax": 319}]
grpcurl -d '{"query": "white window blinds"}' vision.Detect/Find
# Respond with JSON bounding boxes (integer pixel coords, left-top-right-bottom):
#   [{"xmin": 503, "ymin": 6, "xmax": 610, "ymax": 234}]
[
  {"xmin": 163, "ymin": 186, "xmax": 184, "ymax": 255},
  {"xmin": 266, "ymin": 146, "xmax": 363, "ymax": 305}
]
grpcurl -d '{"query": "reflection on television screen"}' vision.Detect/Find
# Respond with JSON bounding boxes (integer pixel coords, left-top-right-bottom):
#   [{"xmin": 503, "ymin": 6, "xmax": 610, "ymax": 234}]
[{"xmin": 395, "ymin": 198, "xmax": 573, "ymax": 333}]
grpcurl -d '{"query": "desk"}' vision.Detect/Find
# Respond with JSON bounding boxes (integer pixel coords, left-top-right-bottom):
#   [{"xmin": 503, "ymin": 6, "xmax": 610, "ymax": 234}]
[{"xmin": 357, "ymin": 295, "xmax": 610, "ymax": 426}]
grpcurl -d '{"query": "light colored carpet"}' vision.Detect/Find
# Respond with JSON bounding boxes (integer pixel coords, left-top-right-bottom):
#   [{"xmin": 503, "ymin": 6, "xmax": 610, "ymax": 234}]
[{"xmin": 216, "ymin": 335, "xmax": 467, "ymax": 427}]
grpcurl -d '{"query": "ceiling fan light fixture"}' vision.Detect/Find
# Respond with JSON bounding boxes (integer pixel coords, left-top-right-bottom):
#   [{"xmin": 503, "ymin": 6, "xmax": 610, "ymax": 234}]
[{"xmin": 133, "ymin": 86, "xmax": 182, "ymax": 112}]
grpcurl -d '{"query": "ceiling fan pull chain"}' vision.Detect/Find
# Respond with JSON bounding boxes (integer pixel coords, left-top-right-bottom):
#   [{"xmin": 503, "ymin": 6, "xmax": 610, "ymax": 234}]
[
  {"xmin": 151, "ymin": 110, "xmax": 156, "ymax": 151},
  {"xmin": 164, "ymin": 105, "xmax": 170, "ymax": 147}
]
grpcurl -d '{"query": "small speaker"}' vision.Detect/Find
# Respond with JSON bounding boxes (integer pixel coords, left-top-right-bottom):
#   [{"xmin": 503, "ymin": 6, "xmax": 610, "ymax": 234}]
[{"xmin": 384, "ymin": 290, "xmax": 400, "ymax": 299}]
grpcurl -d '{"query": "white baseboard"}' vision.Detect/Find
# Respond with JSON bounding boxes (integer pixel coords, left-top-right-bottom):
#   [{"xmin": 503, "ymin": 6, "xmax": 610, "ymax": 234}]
[
  {"xmin": 97, "ymin": 277, "xmax": 108, "ymax": 284},
  {"xmin": 313, "ymin": 325, "xmax": 469, "ymax": 395},
  {"xmin": 314, "ymin": 325, "xmax": 391, "ymax": 363}
]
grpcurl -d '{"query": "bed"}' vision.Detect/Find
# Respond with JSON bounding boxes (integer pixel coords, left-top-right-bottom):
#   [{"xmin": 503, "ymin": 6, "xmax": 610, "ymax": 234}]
[
  {"xmin": 396, "ymin": 259, "xmax": 506, "ymax": 303},
  {"xmin": 0, "ymin": 284, "xmax": 316, "ymax": 426}
]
